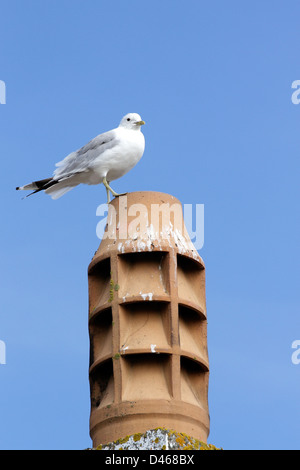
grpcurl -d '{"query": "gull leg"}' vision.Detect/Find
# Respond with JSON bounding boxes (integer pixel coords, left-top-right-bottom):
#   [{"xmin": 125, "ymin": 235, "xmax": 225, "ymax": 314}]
[
  {"xmin": 103, "ymin": 177, "xmax": 126, "ymax": 200},
  {"xmin": 106, "ymin": 182, "xmax": 111, "ymax": 204}
]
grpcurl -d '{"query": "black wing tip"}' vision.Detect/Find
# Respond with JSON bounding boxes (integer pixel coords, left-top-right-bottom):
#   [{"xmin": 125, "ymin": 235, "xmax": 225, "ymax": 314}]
[{"xmin": 16, "ymin": 186, "xmax": 20, "ymax": 190}]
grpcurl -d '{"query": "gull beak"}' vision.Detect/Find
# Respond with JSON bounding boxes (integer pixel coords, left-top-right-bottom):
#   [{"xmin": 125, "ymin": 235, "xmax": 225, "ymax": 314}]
[{"xmin": 135, "ymin": 120, "xmax": 145, "ymax": 126}]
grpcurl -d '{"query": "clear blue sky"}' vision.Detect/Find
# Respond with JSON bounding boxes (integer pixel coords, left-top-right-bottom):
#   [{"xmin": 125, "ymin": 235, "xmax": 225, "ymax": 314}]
[{"xmin": 0, "ymin": 0, "xmax": 299, "ymax": 450}]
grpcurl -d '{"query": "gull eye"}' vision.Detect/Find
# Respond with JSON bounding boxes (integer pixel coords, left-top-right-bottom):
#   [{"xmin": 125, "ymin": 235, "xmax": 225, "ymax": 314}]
[{"xmin": 127, "ymin": 118, "xmax": 130, "ymax": 121}]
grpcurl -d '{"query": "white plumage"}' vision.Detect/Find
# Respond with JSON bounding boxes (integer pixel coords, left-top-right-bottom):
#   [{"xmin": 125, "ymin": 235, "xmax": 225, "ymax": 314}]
[{"xmin": 16, "ymin": 113, "xmax": 145, "ymax": 203}]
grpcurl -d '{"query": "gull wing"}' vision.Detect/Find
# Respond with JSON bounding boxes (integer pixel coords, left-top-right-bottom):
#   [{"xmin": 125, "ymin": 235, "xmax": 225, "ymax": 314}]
[{"xmin": 53, "ymin": 129, "xmax": 118, "ymax": 179}]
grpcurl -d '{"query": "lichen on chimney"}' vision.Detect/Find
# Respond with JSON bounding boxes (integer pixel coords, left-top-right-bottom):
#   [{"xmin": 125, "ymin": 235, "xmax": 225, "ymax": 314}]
[{"xmin": 93, "ymin": 428, "xmax": 221, "ymax": 451}]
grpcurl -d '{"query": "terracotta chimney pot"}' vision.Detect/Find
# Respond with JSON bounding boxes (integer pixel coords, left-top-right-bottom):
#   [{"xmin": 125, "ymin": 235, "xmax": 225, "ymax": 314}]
[{"xmin": 88, "ymin": 192, "xmax": 209, "ymax": 447}]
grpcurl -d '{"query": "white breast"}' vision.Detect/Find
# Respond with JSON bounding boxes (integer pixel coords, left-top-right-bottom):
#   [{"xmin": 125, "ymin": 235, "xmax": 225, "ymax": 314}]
[{"xmin": 91, "ymin": 127, "xmax": 145, "ymax": 183}]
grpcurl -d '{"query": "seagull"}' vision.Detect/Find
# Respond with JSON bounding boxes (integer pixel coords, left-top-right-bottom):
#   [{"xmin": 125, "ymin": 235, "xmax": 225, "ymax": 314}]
[{"xmin": 16, "ymin": 113, "xmax": 145, "ymax": 203}]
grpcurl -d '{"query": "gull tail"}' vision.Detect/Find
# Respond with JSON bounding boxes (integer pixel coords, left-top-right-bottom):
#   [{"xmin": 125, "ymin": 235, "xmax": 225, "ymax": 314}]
[{"xmin": 16, "ymin": 177, "xmax": 76, "ymax": 199}]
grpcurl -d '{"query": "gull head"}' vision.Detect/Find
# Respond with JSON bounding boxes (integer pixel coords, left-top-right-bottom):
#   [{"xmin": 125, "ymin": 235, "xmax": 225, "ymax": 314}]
[{"xmin": 119, "ymin": 113, "xmax": 145, "ymax": 130}]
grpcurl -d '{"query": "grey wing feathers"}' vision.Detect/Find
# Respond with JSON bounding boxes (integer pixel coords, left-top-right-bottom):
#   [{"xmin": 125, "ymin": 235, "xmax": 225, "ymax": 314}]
[{"xmin": 54, "ymin": 129, "xmax": 118, "ymax": 179}]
